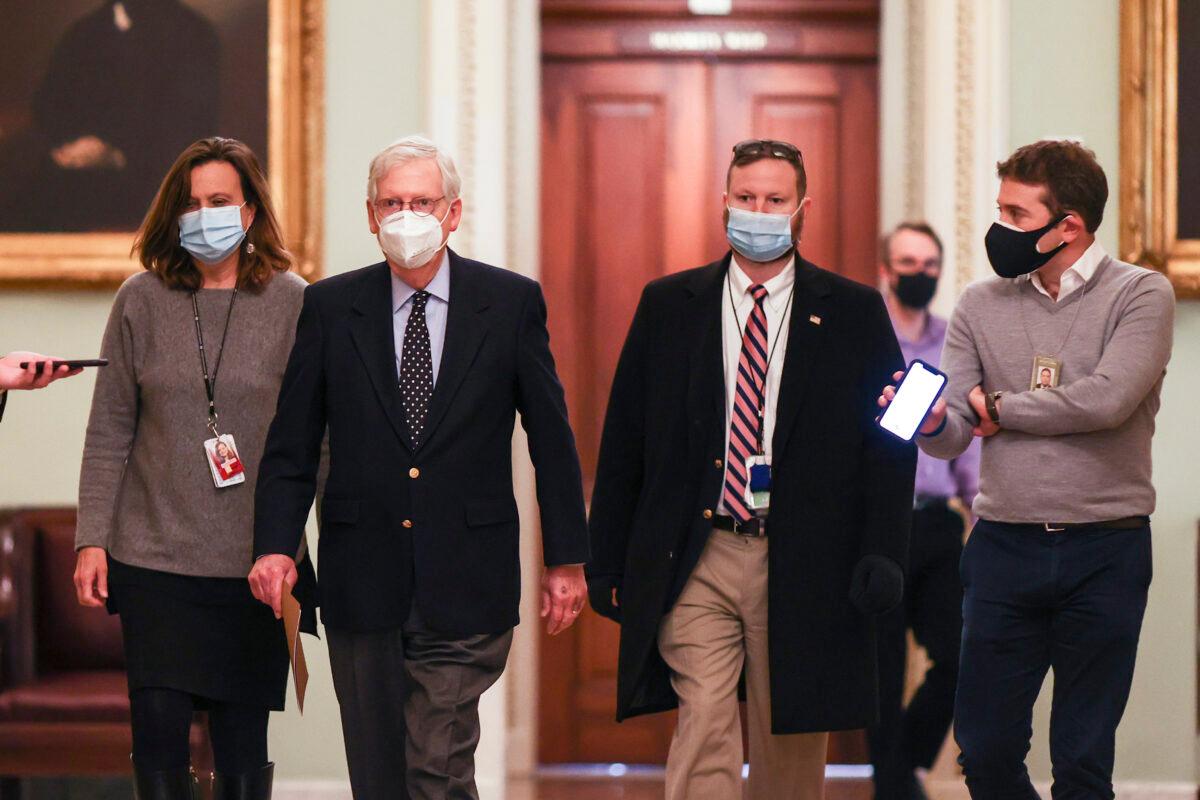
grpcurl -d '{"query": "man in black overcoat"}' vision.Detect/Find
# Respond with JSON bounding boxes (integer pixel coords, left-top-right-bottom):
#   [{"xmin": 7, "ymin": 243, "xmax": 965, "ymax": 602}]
[{"xmin": 587, "ymin": 139, "xmax": 917, "ymax": 800}]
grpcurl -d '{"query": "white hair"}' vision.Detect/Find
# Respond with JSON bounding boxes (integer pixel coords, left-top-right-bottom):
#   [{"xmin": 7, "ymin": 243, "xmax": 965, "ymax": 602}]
[{"xmin": 366, "ymin": 135, "xmax": 462, "ymax": 203}]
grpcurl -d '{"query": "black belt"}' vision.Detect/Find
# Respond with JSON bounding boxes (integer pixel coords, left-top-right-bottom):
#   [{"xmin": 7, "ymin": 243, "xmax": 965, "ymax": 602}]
[
  {"xmin": 712, "ymin": 514, "xmax": 767, "ymax": 537},
  {"xmin": 913, "ymin": 495, "xmax": 951, "ymax": 512},
  {"xmin": 986, "ymin": 516, "xmax": 1149, "ymax": 533}
]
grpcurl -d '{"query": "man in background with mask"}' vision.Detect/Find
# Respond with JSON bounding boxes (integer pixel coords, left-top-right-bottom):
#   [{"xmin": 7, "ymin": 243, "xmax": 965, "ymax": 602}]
[
  {"xmin": 870, "ymin": 222, "xmax": 979, "ymax": 800},
  {"xmin": 250, "ymin": 136, "xmax": 589, "ymax": 799},
  {"xmin": 878, "ymin": 140, "xmax": 1174, "ymax": 799},
  {"xmin": 587, "ymin": 139, "xmax": 916, "ymax": 800}
]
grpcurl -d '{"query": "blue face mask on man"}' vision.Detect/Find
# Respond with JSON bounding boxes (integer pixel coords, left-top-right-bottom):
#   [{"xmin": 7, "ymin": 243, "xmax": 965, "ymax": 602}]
[
  {"xmin": 725, "ymin": 204, "xmax": 801, "ymax": 263},
  {"xmin": 179, "ymin": 204, "xmax": 247, "ymax": 264}
]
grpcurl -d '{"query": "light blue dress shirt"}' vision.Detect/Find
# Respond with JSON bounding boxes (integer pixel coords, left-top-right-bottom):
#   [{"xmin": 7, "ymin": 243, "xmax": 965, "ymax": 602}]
[{"xmin": 392, "ymin": 255, "xmax": 450, "ymax": 385}]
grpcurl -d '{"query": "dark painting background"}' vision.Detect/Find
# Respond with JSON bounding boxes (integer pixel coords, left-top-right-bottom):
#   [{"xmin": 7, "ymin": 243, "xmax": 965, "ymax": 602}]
[
  {"xmin": 1177, "ymin": 0, "xmax": 1199, "ymax": 240},
  {"xmin": 0, "ymin": 0, "xmax": 267, "ymax": 233}
]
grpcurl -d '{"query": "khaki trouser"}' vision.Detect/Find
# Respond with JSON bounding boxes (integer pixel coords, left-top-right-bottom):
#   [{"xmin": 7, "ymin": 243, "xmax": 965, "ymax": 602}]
[{"xmin": 659, "ymin": 529, "xmax": 828, "ymax": 800}]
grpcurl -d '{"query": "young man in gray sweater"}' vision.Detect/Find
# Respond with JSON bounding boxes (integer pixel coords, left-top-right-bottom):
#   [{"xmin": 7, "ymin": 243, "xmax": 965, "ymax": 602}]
[{"xmin": 879, "ymin": 139, "xmax": 1174, "ymax": 799}]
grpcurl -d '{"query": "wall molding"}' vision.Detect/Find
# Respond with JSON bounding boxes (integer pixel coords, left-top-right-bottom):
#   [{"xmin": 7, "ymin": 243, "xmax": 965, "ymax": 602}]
[
  {"xmin": 423, "ymin": 0, "xmax": 516, "ymax": 788},
  {"xmin": 881, "ymin": 0, "xmax": 1008, "ymax": 316},
  {"xmin": 457, "ymin": 0, "xmax": 479, "ymax": 258},
  {"xmin": 424, "ymin": 0, "xmax": 543, "ymax": 781},
  {"xmin": 904, "ymin": 0, "xmax": 926, "ymax": 219},
  {"xmin": 952, "ymin": 0, "xmax": 975, "ymax": 298}
]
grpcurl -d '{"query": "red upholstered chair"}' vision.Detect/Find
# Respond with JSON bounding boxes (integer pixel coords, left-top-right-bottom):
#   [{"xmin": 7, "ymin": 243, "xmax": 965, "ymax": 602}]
[{"xmin": 0, "ymin": 508, "xmax": 213, "ymax": 799}]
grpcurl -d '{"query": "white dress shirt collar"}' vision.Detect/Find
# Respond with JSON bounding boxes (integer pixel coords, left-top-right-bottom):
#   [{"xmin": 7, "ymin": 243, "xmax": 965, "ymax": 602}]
[
  {"xmin": 1027, "ymin": 240, "xmax": 1105, "ymax": 302},
  {"xmin": 391, "ymin": 250, "xmax": 451, "ymax": 313},
  {"xmin": 728, "ymin": 254, "xmax": 796, "ymax": 314}
]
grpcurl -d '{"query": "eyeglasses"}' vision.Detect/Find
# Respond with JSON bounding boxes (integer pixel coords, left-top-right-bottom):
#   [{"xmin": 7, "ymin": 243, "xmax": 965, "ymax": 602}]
[
  {"xmin": 374, "ymin": 195, "xmax": 446, "ymax": 218},
  {"xmin": 732, "ymin": 139, "xmax": 804, "ymax": 165},
  {"xmin": 890, "ymin": 256, "xmax": 942, "ymax": 272}
]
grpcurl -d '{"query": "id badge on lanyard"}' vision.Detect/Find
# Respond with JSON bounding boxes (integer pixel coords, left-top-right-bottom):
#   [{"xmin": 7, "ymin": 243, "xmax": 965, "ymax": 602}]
[
  {"xmin": 1030, "ymin": 354, "xmax": 1063, "ymax": 391},
  {"xmin": 743, "ymin": 404, "xmax": 772, "ymax": 510},
  {"xmin": 191, "ymin": 290, "xmax": 243, "ymax": 489},
  {"xmin": 205, "ymin": 433, "xmax": 246, "ymax": 487},
  {"xmin": 745, "ymin": 453, "xmax": 771, "ymax": 511},
  {"xmin": 726, "ymin": 274, "xmax": 794, "ymax": 514}
]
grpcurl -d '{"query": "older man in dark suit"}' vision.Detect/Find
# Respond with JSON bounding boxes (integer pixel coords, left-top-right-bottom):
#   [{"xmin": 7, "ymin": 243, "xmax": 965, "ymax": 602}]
[{"xmin": 250, "ymin": 136, "xmax": 589, "ymax": 800}]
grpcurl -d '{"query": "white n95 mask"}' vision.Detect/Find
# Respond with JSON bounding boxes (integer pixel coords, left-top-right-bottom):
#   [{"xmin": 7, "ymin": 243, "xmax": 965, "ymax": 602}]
[{"xmin": 376, "ymin": 207, "xmax": 450, "ymax": 270}]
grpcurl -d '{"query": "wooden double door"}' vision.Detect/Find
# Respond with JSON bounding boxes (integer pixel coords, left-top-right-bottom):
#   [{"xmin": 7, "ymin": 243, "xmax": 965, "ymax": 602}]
[{"xmin": 539, "ymin": 0, "xmax": 881, "ymax": 765}]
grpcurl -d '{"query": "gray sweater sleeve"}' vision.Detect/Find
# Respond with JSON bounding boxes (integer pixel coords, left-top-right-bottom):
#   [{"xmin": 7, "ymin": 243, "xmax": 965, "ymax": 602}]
[
  {"xmin": 76, "ymin": 279, "xmax": 141, "ymax": 551},
  {"xmin": 1001, "ymin": 272, "xmax": 1175, "ymax": 436},
  {"xmin": 918, "ymin": 287, "xmax": 982, "ymax": 460}
]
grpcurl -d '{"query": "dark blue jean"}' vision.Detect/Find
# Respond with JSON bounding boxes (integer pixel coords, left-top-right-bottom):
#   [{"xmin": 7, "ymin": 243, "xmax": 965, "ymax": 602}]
[{"xmin": 954, "ymin": 519, "xmax": 1152, "ymax": 800}]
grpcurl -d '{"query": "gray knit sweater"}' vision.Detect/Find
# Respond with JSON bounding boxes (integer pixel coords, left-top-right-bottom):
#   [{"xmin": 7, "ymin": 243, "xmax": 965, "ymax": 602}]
[
  {"xmin": 919, "ymin": 256, "xmax": 1175, "ymax": 523},
  {"xmin": 76, "ymin": 270, "xmax": 306, "ymax": 577}
]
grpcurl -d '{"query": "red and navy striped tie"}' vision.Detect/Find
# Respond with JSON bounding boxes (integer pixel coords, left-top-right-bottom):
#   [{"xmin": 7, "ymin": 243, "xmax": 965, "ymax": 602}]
[{"xmin": 723, "ymin": 284, "xmax": 769, "ymax": 523}]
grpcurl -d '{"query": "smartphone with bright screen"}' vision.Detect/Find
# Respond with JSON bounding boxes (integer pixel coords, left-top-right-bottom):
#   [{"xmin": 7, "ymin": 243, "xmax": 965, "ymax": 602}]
[{"xmin": 878, "ymin": 359, "xmax": 948, "ymax": 442}]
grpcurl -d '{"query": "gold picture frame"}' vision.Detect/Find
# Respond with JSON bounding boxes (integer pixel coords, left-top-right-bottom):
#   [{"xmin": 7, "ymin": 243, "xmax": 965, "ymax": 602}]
[
  {"xmin": 0, "ymin": 0, "xmax": 324, "ymax": 287},
  {"xmin": 1119, "ymin": 0, "xmax": 1199, "ymax": 298}
]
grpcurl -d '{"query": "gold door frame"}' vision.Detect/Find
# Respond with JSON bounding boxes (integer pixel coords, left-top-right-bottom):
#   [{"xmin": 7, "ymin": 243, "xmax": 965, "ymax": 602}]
[{"xmin": 0, "ymin": 0, "xmax": 324, "ymax": 287}]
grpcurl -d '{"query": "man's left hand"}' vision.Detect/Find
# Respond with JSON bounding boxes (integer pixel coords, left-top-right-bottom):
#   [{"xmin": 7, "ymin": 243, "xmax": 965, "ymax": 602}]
[
  {"xmin": 541, "ymin": 564, "xmax": 587, "ymax": 636},
  {"xmin": 968, "ymin": 385, "xmax": 1000, "ymax": 438}
]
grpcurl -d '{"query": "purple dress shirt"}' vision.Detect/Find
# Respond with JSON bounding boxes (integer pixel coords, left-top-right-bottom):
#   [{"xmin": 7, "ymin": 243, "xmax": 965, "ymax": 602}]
[{"xmin": 890, "ymin": 311, "xmax": 980, "ymax": 509}]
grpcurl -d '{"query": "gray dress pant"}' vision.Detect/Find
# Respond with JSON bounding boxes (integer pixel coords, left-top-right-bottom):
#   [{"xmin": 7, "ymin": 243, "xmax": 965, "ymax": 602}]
[{"xmin": 326, "ymin": 608, "xmax": 513, "ymax": 800}]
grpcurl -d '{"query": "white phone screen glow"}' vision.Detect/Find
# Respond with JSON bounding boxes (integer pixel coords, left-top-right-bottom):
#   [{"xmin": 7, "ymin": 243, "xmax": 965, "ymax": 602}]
[{"xmin": 880, "ymin": 362, "xmax": 946, "ymax": 441}]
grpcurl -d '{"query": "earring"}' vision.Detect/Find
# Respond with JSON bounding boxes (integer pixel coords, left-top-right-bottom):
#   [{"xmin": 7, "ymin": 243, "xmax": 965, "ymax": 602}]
[{"xmin": 245, "ymin": 241, "xmax": 256, "ymax": 255}]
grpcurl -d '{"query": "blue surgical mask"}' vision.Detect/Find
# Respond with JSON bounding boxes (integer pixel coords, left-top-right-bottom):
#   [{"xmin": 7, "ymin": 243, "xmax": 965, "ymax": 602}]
[
  {"xmin": 179, "ymin": 204, "xmax": 247, "ymax": 264},
  {"xmin": 725, "ymin": 205, "xmax": 800, "ymax": 262}
]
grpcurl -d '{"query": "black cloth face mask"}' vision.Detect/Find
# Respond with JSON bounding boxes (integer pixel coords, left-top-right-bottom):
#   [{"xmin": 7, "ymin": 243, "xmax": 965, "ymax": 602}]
[
  {"xmin": 893, "ymin": 272, "xmax": 938, "ymax": 309},
  {"xmin": 984, "ymin": 214, "xmax": 1069, "ymax": 278}
]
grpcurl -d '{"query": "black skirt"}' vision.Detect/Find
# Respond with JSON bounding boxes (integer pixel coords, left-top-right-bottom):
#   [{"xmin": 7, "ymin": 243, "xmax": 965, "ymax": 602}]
[{"xmin": 107, "ymin": 557, "xmax": 293, "ymax": 710}]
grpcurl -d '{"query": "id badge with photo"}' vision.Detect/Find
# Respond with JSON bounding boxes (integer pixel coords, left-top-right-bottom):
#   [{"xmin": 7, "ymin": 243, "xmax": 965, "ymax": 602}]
[
  {"xmin": 745, "ymin": 454, "xmax": 771, "ymax": 511},
  {"xmin": 1030, "ymin": 354, "xmax": 1063, "ymax": 391},
  {"xmin": 204, "ymin": 433, "xmax": 246, "ymax": 488}
]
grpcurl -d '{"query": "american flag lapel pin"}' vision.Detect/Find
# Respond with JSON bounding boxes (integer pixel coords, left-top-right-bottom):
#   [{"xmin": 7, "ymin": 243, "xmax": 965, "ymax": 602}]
[{"xmin": 809, "ymin": 314, "xmax": 822, "ymax": 325}]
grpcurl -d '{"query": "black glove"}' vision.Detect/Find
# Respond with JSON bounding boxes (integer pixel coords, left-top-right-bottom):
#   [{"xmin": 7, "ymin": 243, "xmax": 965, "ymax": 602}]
[
  {"xmin": 849, "ymin": 555, "xmax": 904, "ymax": 615},
  {"xmin": 587, "ymin": 575, "xmax": 622, "ymax": 623}
]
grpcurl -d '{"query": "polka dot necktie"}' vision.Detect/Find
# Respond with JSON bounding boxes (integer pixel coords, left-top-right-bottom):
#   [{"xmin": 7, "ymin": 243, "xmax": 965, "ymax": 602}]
[{"xmin": 400, "ymin": 291, "xmax": 434, "ymax": 447}]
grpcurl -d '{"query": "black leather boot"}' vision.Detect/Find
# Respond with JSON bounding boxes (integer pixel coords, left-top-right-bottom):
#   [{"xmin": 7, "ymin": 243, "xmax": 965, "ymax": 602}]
[
  {"xmin": 213, "ymin": 762, "xmax": 274, "ymax": 800},
  {"xmin": 133, "ymin": 766, "xmax": 197, "ymax": 799}
]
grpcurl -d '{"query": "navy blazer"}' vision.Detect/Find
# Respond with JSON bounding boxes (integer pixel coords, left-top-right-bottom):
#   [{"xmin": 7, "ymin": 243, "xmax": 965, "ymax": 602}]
[{"xmin": 254, "ymin": 250, "xmax": 589, "ymax": 634}]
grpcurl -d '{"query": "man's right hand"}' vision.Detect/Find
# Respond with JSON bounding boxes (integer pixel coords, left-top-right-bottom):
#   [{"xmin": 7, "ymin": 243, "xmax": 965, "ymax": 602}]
[
  {"xmin": 587, "ymin": 575, "xmax": 622, "ymax": 623},
  {"xmin": 248, "ymin": 554, "xmax": 298, "ymax": 619},
  {"xmin": 878, "ymin": 369, "xmax": 947, "ymax": 436},
  {"xmin": 73, "ymin": 547, "xmax": 108, "ymax": 607}
]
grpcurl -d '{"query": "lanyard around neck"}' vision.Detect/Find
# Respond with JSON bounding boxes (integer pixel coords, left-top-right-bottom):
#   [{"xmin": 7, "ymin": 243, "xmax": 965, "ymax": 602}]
[
  {"xmin": 726, "ymin": 271, "xmax": 795, "ymax": 452},
  {"xmin": 191, "ymin": 289, "xmax": 238, "ymax": 435}
]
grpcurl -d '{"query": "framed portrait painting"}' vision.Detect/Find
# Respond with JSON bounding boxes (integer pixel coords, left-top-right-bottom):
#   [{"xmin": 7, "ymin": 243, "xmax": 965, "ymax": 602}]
[
  {"xmin": 0, "ymin": 0, "xmax": 323, "ymax": 285},
  {"xmin": 1120, "ymin": 0, "xmax": 1200, "ymax": 298}
]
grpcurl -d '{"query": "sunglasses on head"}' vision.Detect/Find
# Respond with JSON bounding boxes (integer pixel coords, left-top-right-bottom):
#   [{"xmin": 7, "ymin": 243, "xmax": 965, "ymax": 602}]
[{"xmin": 732, "ymin": 139, "xmax": 803, "ymax": 164}]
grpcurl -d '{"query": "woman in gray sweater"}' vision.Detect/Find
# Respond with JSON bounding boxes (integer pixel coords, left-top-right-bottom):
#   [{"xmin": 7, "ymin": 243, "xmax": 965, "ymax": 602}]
[{"xmin": 74, "ymin": 137, "xmax": 311, "ymax": 800}]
